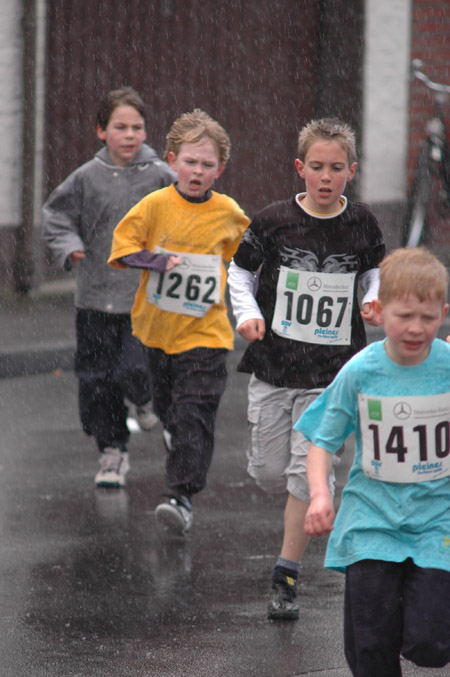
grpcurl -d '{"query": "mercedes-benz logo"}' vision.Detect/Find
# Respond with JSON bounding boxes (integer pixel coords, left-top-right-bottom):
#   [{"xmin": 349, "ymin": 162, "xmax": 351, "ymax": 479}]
[
  {"xmin": 393, "ymin": 402, "xmax": 412, "ymax": 420},
  {"xmin": 307, "ymin": 276, "xmax": 322, "ymax": 291},
  {"xmin": 178, "ymin": 257, "xmax": 191, "ymax": 270}
]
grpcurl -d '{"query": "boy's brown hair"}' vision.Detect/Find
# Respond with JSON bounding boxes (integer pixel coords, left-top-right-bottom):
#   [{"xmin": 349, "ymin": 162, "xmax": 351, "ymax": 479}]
[
  {"xmin": 96, "ymin": 86, "xmax": 146, "ymax": 130},
  {"xmin": 379, "ymin": 247, "xmax": 448, "ymax": 305},
  {"xmin": 297, "ymin": 117, "xmax": 356, "ymax": 164},
  {"xmin": 163, "ymin": 109, "xmax": 231, "ymax": 166}
]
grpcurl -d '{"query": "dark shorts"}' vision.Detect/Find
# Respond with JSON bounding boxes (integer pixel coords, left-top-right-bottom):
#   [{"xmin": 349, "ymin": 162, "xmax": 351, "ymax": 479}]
[{"xmin": 344, "ymin": 558, "xmax": 450, "ymax": 676}]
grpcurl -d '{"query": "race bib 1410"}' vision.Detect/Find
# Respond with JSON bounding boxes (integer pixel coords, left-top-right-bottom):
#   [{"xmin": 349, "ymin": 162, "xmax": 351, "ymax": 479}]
[{"xmin": 359, "ymin": 392, "xmax": 450, "ymax": 482}]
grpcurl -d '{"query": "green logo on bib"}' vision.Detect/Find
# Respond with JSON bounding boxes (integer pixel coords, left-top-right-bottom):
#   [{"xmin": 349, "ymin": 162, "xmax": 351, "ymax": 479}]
[
  {"xmin": 440, "ymin": 536, "xmax": 450, "ymax": 554},
  {"xmin": 368, "ymin": 399, "xmax": 382, "ymax": 421},
  {"xmin": 286, "ymin": 271, "xmax": 299, "ymax": 290}
]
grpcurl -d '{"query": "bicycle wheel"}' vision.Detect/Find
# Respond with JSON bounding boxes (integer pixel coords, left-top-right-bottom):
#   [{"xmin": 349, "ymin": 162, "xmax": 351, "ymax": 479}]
[{"xmin": 402, "ymin": 141, "xmax": 433, "ymax": 247}]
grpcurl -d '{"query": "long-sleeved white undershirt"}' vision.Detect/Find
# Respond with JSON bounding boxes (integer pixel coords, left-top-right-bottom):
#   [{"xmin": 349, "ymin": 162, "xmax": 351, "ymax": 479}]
[{"xmin": 227, "ymin": 260, "xmax": 380, "ymax": 330}]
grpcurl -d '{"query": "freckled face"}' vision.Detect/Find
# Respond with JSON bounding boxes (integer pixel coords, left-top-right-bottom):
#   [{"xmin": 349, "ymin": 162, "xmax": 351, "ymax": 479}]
[
  {"xmin": 295, "ymin": 140, "xmax": 356, "ymax": 214},
  {"xmin": 374, "ymin": 294, "xmax": 448, "ymax": 366},
  {"xmin": 96, "ymin": 104, "xmax": 146, "ymax": 167},
  {"xmin": 168, "ymin": 138, "xmax": 224, "ymax": 197}
]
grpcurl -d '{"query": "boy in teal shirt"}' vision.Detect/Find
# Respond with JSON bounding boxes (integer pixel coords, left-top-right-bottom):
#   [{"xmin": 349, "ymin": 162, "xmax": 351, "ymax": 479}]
[{"xmin": 297, "ymin": 247, "xmax": 450, "ymax": 675}]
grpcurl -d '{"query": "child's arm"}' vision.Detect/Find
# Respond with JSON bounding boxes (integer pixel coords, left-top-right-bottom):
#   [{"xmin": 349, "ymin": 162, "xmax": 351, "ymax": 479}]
[
  {"xmin": 42, "ymin": 174, "xmax": 85, "ymax": 271},
  {"xmin": 228, "ymin": 260, "xmax": 266, "ymax": 342},
  {"xmin": 118, "ymin": 250, "xmax": 181, "ymax": 272},
  {"xmin": 305, "ymin": 443, "xmax": 335, "ymax": 536},
  {"xmin": 69, "ymin": 251, "xmax": 86, "ymax": 266},
  {"xmin": 359, "ymin": 268, "xmax": 382, "ymax": 326}
]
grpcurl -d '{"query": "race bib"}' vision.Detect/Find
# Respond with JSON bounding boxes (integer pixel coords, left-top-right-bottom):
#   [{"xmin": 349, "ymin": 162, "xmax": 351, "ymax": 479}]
[
  {"xmin": 146, "ymin": 247, "xmax": 221, "ymax": 317},
  {"xmin": 359, "ymin": 392, "xmax": 450, "ymax": 482},
  {"xmin": 271, "ymin": 268, "xmax": 355, "ymax": 344}
]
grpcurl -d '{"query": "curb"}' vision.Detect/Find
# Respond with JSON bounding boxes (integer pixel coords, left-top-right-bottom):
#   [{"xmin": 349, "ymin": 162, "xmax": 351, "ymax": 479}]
[
  {"xmin": 0, "ymin": 342, "xmax": 75, "ymax": 379},
  {"xmin": 0, "ymin": 279, "xmax": 76, "ymax": 379}
]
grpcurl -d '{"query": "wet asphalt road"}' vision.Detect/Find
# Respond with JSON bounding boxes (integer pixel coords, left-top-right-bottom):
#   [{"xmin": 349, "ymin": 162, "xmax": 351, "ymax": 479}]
[{"xmin": 1, "ymin": 334, "xmax": 450, "ymax": 676}]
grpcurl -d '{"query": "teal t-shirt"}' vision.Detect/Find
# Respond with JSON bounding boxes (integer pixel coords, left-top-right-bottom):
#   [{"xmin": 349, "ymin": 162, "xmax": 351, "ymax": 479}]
[{"xmin": 295, "ymin": 338, "xmax": 450, "ymax": 573}]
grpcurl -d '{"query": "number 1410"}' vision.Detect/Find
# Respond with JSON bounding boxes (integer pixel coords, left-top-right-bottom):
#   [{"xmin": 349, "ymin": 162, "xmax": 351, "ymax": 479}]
[{"xmin": 368, "ymin": 423, "xmax": 450, "ymax": 462}]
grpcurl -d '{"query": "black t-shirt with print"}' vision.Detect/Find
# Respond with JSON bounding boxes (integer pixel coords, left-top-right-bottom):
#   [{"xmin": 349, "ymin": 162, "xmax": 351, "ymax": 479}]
[{"xmin": 233, "ymin": 196, "xmax": 385, "ymax": 388}]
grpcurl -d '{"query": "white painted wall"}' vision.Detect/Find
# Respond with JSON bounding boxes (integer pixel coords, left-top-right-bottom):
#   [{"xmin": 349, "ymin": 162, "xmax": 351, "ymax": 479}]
[
  {"xmin": 360, "ymin": 0, "xmax": 412, "ymax": 204},
  {"xmin": 0, "ymin": 0, "xmax": 23, "ymax": 227}
]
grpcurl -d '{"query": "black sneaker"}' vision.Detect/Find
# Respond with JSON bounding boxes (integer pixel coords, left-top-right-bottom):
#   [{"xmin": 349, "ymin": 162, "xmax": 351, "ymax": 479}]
[
  {"xmin": 155, "ymin": 495, "xmax": 193, "ymax": 535},
  {"xmin": 267, "ymin": 574, "xmax": 299, "ymax": 620}
]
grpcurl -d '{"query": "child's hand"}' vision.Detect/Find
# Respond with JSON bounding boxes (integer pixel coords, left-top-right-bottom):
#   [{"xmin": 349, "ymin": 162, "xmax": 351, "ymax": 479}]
[
  {"xmin": 304, "ymin": 495, "xmax": 335, "ymax": 537},
  {"xmin": 447, "ymin": 335, "xmax": 450, "ymax": 343},
  {"xmin": 361, "ymin": 301, "xmax": 382, "ymax": 326},
  {"xmin": 237, "ymin": 318, "xmax": 266, "ymax": 342},
  {"xmin": 70, "ymin": 251, "xmax": 86, "ymax": 265},
  {"xmin": 166, "ymin": 255, "xmax": 182, "ymax": 271}
]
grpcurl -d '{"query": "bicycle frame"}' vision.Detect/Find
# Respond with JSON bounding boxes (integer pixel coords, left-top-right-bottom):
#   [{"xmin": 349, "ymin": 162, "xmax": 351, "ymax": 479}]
[{"xmin": 403, "ymin": 61, "xmax": 450, "ymax": 249}]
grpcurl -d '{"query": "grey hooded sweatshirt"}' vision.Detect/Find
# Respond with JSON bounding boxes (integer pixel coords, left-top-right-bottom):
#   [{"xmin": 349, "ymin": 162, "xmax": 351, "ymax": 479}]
[{"xmin": 42, "ymin": 144, "xmax": 175, "ymax": 314}]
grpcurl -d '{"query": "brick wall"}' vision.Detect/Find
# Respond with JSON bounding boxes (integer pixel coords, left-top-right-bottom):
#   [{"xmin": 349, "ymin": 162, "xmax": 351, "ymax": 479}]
[{"xmin": 408, "ymin": 0, "xmax": 450, "ymax": 183}]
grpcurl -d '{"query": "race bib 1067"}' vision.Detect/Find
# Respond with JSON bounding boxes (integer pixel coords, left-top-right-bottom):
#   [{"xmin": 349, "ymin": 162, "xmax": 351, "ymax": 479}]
[
  {"xmin": 271, "ymin": 267, "xmax": 355, "ymax": 344},
  {"xmin": 146, "ymin": 247, "xmax": 221, "ymax": 317},
  {"xmin": 358, "ymin": 392, "xmax": 450, "ymax": 482}
]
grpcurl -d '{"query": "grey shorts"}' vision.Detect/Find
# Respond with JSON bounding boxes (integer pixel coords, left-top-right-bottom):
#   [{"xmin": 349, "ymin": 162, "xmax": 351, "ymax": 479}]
[{"xmin": 246, "ymin": 375, "xmax": 340, "ymax": 503}]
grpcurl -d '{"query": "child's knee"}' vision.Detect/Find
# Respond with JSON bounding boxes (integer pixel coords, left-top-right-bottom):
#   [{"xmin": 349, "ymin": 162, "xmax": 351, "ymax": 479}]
[
  {"xmin": 248, "ymin": 462, "xmax": 287, "ymax": 494},
  {"xmin": 286, "ymin": 474, "xmax": 310, "ymax": 504},
  {"xmin": 402, "ymin": 633, "xmax": 450, "ymax": 668}
]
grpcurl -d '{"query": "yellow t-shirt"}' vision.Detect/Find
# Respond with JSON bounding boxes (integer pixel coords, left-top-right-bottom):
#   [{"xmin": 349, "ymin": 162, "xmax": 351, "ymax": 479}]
[{"xmin": 109, "ymin": 184, "xmax": 250, "ymax": 353}]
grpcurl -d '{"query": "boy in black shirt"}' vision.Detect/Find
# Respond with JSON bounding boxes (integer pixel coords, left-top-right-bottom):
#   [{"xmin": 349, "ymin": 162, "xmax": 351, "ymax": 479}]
[{"xmin": 228, "ymin": 118, "xmax": 385, "ymax": 620}]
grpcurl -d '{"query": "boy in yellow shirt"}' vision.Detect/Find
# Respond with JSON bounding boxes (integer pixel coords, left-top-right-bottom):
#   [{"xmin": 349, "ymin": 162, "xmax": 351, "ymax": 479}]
[{"xmin": 109, "ymin": 109, "xmax": 249, "ymax": 534}]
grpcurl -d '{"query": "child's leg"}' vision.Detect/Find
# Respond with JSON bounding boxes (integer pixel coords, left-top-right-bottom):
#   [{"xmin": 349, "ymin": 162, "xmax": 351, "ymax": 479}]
[
  {"xmin": 279, "ymin": 494, "xmax": 309, "ymax": 562},
  {"xmin": 280, "ymin": 389, "xmax": 326, "ymax": 562},
  {"xmin": 146, "ymin": 348, "xmax": 173, "ymax": 429},
  {"xmin": 153, "ymin": 348, "xmax": 227, "ymax": 535},
  {"xmin": 164, "ymin": 348, "xmax": 228, "ymax": 496},
  {"xmin": 75, "ymin": 309, "xmax": 129, "ymax": 451},
  {"xmin": 246, "ymin": 376, "xmax": 295, "ymax": 494},
  {"xmin": 344, "ymin": 559, "xmax": 403, "ymax": 677},
  {"xmin": 248, "ymin": 383, "xmax": 319, "ymax": 620},
  {"xmin": 116, "ymin": 318, "xmax": 157, "ymax": 430},
  {"xmin": 117, "ymin": 316, "xmax": 152, "ymax": 408},
  {"xmin": 401, "ymin": 558, "xmax": 450, "ymax": 668}
]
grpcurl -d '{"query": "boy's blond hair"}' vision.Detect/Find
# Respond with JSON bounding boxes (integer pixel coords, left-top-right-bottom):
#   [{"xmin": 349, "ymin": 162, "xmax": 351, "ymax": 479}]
[
  {"xmin": 163, "ymin": 109, "xmax": 231, "ymax": 166},
  {"xmin": 297, "ymin": 117, "xmax": 356, "ymax": 164},
  {"xmin": 379, "ymin": 247, "xmax": 448, "ymax": 305}
]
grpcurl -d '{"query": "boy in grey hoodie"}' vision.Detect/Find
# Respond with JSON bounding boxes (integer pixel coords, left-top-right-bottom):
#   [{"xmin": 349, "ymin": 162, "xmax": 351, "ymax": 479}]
[{"xmin": 43, "ymin": 87, "xmax": 175, "ymax": 488}]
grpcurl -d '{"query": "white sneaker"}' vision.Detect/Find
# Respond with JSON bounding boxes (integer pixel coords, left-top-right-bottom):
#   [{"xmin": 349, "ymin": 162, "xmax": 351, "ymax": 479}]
[
  {"xmin": 95, "ymin": 448, "xmax": 129, "ymax": 488},
  {"xmin": 155, "ymin": 496, "xmax": 193, "ymax": 535},
  {"xmin": 135, "ymin": 400, "xmax": 159, "ymax": 430},
  {"xmin": 162, "ymin": 428, "xmax": 172, "ymax": 452}
]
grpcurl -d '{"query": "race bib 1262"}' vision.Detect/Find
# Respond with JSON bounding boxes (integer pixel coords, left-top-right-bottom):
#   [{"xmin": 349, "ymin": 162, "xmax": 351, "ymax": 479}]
[{"xmin": 146, "ymin": 248, "xmax": 221, "ymax": 317}]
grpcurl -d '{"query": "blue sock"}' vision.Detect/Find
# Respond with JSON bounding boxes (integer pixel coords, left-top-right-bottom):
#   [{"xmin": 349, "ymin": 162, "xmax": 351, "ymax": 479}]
[{"xmin": 272, "ymin": 557, "xmax": 300, "ymax": 581}]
